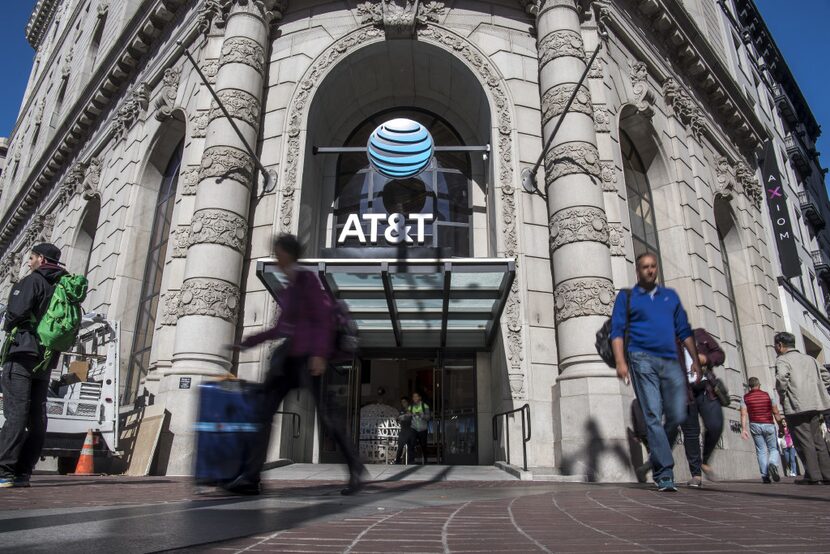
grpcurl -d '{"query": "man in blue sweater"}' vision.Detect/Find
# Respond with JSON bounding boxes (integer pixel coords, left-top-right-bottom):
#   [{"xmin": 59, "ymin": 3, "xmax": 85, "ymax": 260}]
[{"xmin": 610, "ymin": 253, "xmax": 701, "ymax": 491}]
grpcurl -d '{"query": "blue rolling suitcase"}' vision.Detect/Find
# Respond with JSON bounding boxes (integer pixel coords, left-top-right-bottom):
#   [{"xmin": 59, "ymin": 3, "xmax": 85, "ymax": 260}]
[{"xmin": 194, "ymin": 380, "xmax": 266, "ymax": 486}]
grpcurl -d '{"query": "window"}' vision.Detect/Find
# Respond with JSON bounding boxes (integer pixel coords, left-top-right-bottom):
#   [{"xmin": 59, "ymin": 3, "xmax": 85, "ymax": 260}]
[
  {"xmin": 332, "ymin": 109, "xmax": 472, "ymax": 256},
  {"xmin": 50, "ymin": 78, "xmax": 69, "ymax": 129},
  {"xmin": 718, "ymin": 229, "xmax": 748, "ymax": 378},
  {"xmin": 621, "ymin": 130, "xmax": 662, "ymax": 267},
  {"xmin": 123, "ymin": 141, "xmax": 183, "ymax": 402}
]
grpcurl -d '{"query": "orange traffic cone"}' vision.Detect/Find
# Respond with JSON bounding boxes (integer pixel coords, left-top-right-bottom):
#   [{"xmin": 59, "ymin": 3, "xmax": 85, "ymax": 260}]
[{"xmin": 72, "ymin": 430, "xmax": 96, "ymax": 475}]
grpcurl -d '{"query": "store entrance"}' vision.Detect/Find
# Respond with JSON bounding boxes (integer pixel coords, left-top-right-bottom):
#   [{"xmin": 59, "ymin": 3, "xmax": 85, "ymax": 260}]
[{"xmin": 319, "ymin": 355, "xmax": 477, "ymax": 465}]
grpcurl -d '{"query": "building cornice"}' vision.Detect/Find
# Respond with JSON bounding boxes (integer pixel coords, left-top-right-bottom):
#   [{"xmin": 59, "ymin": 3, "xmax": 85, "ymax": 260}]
[
  {"xmin": 26, "ymin": 0, "xmax": 61, "ymax": 50},
  {"xmin": 604, "ymin": 0, "xmax": 767, "ymax": 156},
  {"xmin": 0, "ymin": 0, "xmax": 190, "ymax": 252}
]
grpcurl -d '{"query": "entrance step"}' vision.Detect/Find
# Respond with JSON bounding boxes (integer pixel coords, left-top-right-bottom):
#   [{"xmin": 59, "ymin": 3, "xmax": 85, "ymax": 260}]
[
  {"xmin": 262, "ymin": 463, "xmax": 519, "ymax": 482},
  {"xmin": 494, "ymin": 462, "xmax": 587, "ymax": 482}
]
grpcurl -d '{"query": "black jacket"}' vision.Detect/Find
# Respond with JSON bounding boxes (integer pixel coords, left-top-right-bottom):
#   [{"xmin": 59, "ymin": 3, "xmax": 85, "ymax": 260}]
[{"xmin": 3, "ymin": 264, "xmax": 68, "ymax": 360}]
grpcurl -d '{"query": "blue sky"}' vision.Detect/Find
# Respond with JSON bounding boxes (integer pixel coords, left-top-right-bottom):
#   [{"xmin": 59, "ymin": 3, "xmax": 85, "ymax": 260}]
[{"xmin": 0, "ymin": 1, "xmax": 827, "ymax": 162}]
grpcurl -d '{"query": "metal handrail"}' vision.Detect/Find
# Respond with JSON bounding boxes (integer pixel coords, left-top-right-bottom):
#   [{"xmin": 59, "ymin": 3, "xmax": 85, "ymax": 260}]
[
  {"xmin": 274, "ymin": 410, "xmax": 301, "ymax": 438},
  {"xmin": 492, "ymin": 403, "xmax": 531, "ymax": 471}
]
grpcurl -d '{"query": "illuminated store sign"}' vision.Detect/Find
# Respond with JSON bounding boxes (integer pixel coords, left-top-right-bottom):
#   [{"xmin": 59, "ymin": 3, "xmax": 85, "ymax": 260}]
[
  {"xmin": 367, "ymin": 118, "xmax": 434, "ymax": 178},
  {"xmin": 337, "ymin": 213, "xmax": 435, "ymax": 244}
]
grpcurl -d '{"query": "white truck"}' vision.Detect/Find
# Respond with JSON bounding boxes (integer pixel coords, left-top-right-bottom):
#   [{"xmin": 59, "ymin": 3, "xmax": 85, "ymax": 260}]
[{"xmin": 0, "ymin": 313, "xmax": 120, "ymax": 473}]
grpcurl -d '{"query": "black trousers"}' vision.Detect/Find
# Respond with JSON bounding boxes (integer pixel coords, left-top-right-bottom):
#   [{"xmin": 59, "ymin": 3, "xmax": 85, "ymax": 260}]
[
  {"xmin": 0, "ymin": 357, "xmax": 49, "ymax": 478},
  {"xmin": 395, "ymin": 427, "xmax": 413, "ymax": 463},
  {"xmin": 680, "ymin": 384, "xmax": 724, "ymax": 477},
  {"xmin": 414, "ymin": 430, "xmax": 429, "ymax": 464},
  {"xmin": 787, "ymin": 411, "xmax": 830, "ymax": 482},
  {"xmin": 241, "ymin": 351, "xmax": 363, "ymax": 485}
]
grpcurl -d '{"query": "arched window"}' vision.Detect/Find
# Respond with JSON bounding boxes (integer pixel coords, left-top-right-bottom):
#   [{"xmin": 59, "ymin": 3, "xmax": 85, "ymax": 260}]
[
  {"xmin": 332, "ymin": 109, "xmax": 472, "ymax": 256},
  {"xmin": 715, "ymin": 201, "xmax": 748, "ymax": 378},
  {"xmin": 621, "ymin": 130, "xmax": 662, "ymax": 265},
  {"xmin": 74, "ymin": 196, "xmax": 101, "ymax": 276},
  {"xmin": 124, "ymin": 141, "xmax": 183, "ymax": 402}
]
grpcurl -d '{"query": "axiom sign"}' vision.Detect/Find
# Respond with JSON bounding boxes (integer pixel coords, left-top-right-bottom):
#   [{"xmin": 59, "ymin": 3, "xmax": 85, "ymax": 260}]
[{"xmin": 761, "ymin": 140, "xmax": 801, "ymax": 279}]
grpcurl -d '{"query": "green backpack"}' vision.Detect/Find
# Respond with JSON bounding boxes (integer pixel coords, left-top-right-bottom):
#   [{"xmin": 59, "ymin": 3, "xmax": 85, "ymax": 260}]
[{"xmin": 33, "ymin": 274, "xmax": 88, "ymax": 371}]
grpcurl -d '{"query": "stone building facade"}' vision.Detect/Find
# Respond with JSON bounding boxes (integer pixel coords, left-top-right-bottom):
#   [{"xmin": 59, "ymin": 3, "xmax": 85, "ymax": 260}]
[{"xmin": 1, "ymin": 0, "xmax": 820, "ymax": 480}]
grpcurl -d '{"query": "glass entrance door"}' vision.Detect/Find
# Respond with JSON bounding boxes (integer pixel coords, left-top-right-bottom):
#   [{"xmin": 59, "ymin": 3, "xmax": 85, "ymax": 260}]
[
  {"xmin": 319, "ymin": 358, "xmax": 361, "ymax": 463},
  {"xmin": 438, "ymin": 358, "xmax": 477, "ymax": 465}
]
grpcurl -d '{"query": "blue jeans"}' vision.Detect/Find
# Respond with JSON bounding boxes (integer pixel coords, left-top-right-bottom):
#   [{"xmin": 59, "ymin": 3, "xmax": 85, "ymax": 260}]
[
  {"xmin": 782, "ymin": 446, "xmax": 798, "ymax": 475},
  {"xmin": 749, "ymin": 422, "xmax": 780, "ymax": 478},
  {"xmin": 628, "ymin": 351, "xmax": 687, "ymax": 482}
]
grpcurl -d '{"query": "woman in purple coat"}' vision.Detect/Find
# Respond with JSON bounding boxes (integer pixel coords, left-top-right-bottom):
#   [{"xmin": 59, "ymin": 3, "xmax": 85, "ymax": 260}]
[{"xmin": 234, "ymin": 234, "xmax": 366, "ymax": 495}]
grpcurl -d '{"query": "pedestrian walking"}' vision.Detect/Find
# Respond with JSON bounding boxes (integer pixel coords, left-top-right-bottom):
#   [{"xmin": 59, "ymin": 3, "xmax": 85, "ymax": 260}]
[
  {"xmin": 611, "ymin": 252, "xmax": 701, "ymax": 492},
  {"xmin": 394, "ymin": 396, "xmax": 413, "ymax": 464},
  {"xmin": 741, "ymin": 377, "xmax": 784, "ymax": 483},
  {"xmin": 232, "ymin": 234, "xmax": 366, "ymax": 495},
  {"xmin": 409, "ymin": 392, "xmax": 431, "ymax": 464},
  {"xmin": 779, "ymin": 421, "xmax": 798, "ymax": 477},
  {"xmin": 680, "ymin": 328, "xmax": 725, "ymax": 488},
  {"xmin": 0, "ymin": 244, "xmax": 69, "ymax": 488},
  {"xmin": 773, "ymin": 331, "xmax": 830, "ymax": 485}
]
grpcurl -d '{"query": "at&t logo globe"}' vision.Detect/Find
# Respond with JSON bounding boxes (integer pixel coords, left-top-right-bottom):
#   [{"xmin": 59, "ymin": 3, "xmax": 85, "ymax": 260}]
[{"xmin": 367, "ymin": 118, "xmax": 434, "ymax": 179}]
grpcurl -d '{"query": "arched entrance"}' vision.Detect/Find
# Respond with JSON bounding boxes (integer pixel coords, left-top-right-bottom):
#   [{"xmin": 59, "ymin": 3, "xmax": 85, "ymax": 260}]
[{"xmin": 260, "ymin": 32, "xmax": 522, "ymax": 466}]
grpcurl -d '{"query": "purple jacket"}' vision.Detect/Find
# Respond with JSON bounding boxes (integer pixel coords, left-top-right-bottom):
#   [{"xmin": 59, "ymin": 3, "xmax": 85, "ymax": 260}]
[{"xmin": 241, "ymin": 267, "xmax": 334, "ymax": 358}]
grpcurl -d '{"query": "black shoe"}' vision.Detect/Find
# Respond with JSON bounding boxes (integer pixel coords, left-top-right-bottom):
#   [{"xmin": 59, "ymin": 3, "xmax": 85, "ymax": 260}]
[
  {"xmin": 341, "ymin": 466, "xmax": 368, "ymax": 496},
  {"xmin": 762, "ymin": 476, "xmax": 771, "ymax": 484},
  {"xmin": 221, "ymin": 476, "xmax": 262, "ymax": 495},
  {"xmin": 794, "ymin": 479, "xmax": 820, "ymax": 485},
  {"xmin": 768, "ymin": 464, "xmax": 780, "ymax": 482}
]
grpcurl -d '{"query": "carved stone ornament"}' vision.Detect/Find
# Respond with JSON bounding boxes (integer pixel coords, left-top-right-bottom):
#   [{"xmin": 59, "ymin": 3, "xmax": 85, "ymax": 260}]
[
  {"xmin": 179, "ymin": 167, "xmax": 200, "ymax": 195},
  {"xmin": 58, "ymin": 162, "xmax": 86, "ymax": 207},
  {"xmin": 735, "ymin": 161, "xmax": 762, "ymax": 209},
  {"xmin": 599, "ymin": 161, "xmax": 617, "ymax": 192},
  {"xmin": 198, "ymin": 0, "xmax": 288, "ymax": 35},
  {"xmin": 24, "ymin": 212, "xmax": 56, "ymax": 249},
  {"xmin": 172, "ymin": 226, "xmax": 190, "ymax": 258},
  {"xmin": 191, "ymin": 111, "xmax": 209, "ymax": 138},
  {"xmin": 713, "ymin": 155, "xmax": 736, "ymax": 200},
  {"xmin": 541, "ymin": 83, "xmax": 592, "ymax": 127},
  {"xmin": 61, "ymin": 46, "xmax": 74, "ymax": 79},
  {"xmin": 585, "ymin": 52, "xmax": 603, "ymax": 79},
  {"xmin": 33, "ymin": 98, "xmax": 45, "ymax": 126},
  {"xmin": 629, "ymin": 60, "xmax": 654, "ymax": 117},
  {"xmin": 199, "ymin": 145, "xmax": 256, "ymax": 185},
  {"xmin": 608, "ymin": 222, "xmax": 625, "ymax": 256},
  {"xmin": 98, "ymin": 0, "xmax": 110, "ymax": 18},
  {"xmin": 554, "ymin": 277, "xmax": 615, "ymax": 323},
  {"xmin": 81, "ymin": 157, "xmax": 101, "ymax": 200},
  {"xmin": 220, "ymin": 37, "xmax": 266, "ymax": 74},
  {"xmin": 155, "ymin": 66, "xmax": 182, "ymax": 122},
  {"xmin": 593, "ymin": 105, "xmax": 611, "ymax": 132},
  {"xmin": 538, "ymin": 29, "xmax": 584, "ymax": 69},
  {"xmin": 202, "ymin": 59, "xmax": 219, "ymax": 85},
  {"xmin": 662, "ymin": 78, "xmax": 704, "ymax": 139},
  {"xmin": 209, "ymin": 89, "xmax": 261, "ymax": 129},
  {"xmin": 280, "ymin": 25, "xmax": 527, "ymax": 397},
  {"xmin": 188, "ymin": 209, "xmax": 247, "ymax": 252},
  {"xmin": 113, "ymin": 82, "xmax": 150, "ymax": 142},
  {"xmin": 0, "ymin": 252, "xmax": 22, "ymax": 285},
  {"xmin": 548, "ymin": 206, "xmax": 608, "ymax": 252},
  {"xmin": 178, "ymin": 278, "xmax": 240, "ymax": 323},
  {"xmin": 356, "ymin": 0, "xmax": 446, "ymax": 39},
  {"xmin": 544, "ymin": 142, "xmax": 601, "ymax": 184},
  {"xmin": 160, "ymin": 290, "xmax": 181, "ymax": 325}
]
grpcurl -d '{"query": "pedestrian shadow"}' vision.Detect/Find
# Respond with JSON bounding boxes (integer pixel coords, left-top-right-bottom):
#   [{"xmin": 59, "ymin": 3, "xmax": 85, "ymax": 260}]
[{"xmin": 558, "ymin": 418, "xmax": 633, "ymax": 482}]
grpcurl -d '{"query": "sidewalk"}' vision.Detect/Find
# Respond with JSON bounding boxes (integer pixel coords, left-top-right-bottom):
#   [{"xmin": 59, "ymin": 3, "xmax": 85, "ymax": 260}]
[{"xmin": 0, "ymin": 474, "xmax": 828, "ymax": 553}]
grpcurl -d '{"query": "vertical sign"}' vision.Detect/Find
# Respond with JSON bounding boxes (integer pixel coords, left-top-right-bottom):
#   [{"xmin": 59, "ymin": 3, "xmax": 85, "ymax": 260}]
[{"xmin": 761, "ymin": 140, "xmax": 801, "ymax": 279}]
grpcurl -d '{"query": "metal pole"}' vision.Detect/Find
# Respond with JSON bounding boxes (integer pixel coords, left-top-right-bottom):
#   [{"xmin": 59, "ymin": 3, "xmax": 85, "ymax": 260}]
[
  {"xmin": 522, "ymin": 42, "xmax": 603, "ymax": 195},
  {"xmin": 506, "ymin": 416, "xmax": 511, "ymax": 466},
  {"xmin": 176, "ymin": 41, "xmax": 277, "ymax": 193},
  {"xmin": 521, "ymin": 408, "xmax": 527, "ymax": 472}
]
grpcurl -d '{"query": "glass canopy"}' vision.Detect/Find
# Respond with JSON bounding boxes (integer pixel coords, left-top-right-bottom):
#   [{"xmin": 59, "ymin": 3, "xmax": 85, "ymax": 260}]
[{"xmin": 256, "ymin": 258, "xmax": 515, "ymax": 350}]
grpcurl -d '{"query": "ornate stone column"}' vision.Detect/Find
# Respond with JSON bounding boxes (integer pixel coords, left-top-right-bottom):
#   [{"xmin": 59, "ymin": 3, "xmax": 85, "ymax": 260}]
[
  {"xmin": 536, "ymin": 1, "xmax": 629, "ymax": 480},
  {"xmin": 158, "ymin": 0, "xmax": 283, "ymax": 475}
]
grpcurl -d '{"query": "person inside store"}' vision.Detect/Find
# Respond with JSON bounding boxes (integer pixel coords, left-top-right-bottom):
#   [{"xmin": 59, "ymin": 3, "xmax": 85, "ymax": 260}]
[
  {"xmin": 394, "ymin": 396, "xmax": 413, "ymax": 464},
  {"xmin": 409, "ymin": 391, "xmax": 431, "ymax": 464}
]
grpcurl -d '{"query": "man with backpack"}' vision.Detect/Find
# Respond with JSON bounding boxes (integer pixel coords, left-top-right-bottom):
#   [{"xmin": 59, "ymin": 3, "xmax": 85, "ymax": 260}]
[
  {"xmin": 0, "ymin": 244, "xmax": 70, "ymax": 487},
  {"xmin": 610, "ymin": 252, "xmax": 701, "ymax": 492}
]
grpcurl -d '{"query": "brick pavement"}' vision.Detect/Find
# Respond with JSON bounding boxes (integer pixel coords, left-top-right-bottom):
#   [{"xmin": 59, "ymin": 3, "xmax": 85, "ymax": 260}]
[
  {"xmin": 200, "ymin": 480, "xmax": 830, "ymax": 554},
  {"xmin": 0, "ymin": 476, "xmax": 828, "ymax": 553}
]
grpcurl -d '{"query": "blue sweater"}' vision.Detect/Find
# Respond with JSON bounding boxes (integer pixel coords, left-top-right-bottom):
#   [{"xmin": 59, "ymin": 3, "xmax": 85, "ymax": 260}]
[{"xmin": 609, "ymin": 285, "xmax": 692, "ymax": 359}]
